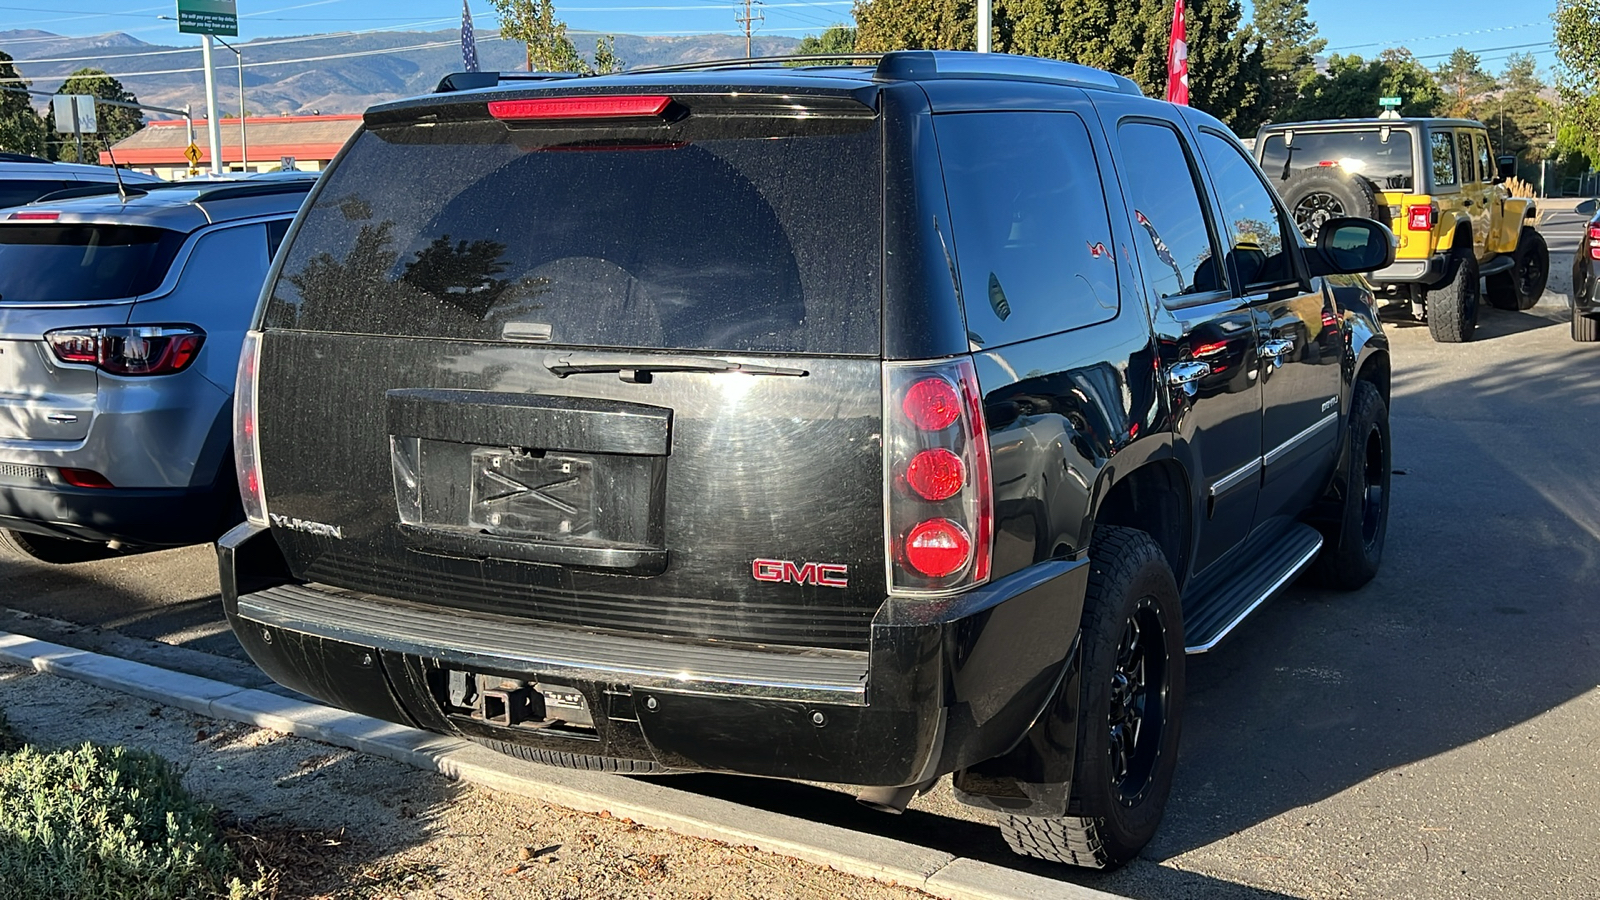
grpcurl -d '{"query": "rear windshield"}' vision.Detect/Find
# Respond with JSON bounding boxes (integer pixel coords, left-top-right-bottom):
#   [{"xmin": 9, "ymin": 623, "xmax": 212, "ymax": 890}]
[
  {"xmin": 264, "ymin": 117, "xmax": 883, "ymax": 355},
  {"xmin": 1259, "ymin": 130, "xmax": 1416, "ymax": 192},
  {"xmin": 0, "ymin": 224, "xmax": 184, "ymax": 303}
]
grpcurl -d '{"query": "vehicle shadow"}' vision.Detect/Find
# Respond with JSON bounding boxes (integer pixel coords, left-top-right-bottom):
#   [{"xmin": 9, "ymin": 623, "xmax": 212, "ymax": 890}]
[{"xmin": 1378, "ymin": 303, "xmax": 1562, "ymax": 341}]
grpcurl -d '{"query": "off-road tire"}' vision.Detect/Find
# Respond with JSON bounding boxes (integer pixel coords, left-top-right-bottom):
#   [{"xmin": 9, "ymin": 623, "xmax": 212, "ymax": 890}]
[
  {"xmin": 1427, "ymin": 242, "xmax": 1480, "ymax": 343},
  {"xmin": 469, "ymin": 737, "xmax": 667, "ymax": 774},
  {"xmin": 1485, "ymin": 228, "xmax": 1549, "ymax": 311},
  {"xmin": 1281, "ymin": 167, "xmax": 1385, "ymax": 240},
  {"xmin": 1575, "ymin": 312, "xmax": 1600, "ymax": 342},
  {"xmin": 0, "ymin": 529, "xmax": 120, "ymax": 564},
  {"xmin": 999, "ymin": 525, "xmax": 1184, "ymax": 870},
  {"xmin": 1312, "ymin": 380, "xmax": 1390, "ymax": 590}
]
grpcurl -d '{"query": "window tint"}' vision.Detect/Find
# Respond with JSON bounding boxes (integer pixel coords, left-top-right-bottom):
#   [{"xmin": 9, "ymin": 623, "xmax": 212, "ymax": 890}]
[
  {"xmin": 265, "ymin": 218, "xmax": 291, "ymax": 260},
  {"xmin": 1259, "ymin": 131, "xmax": 1415, "ymax": 191},
  {"xmin": 1431, "ymin": 132, "xmax": 1457, "ymax": 186},
  {"xmin": 1198, "ymin": 132, "xmax": 1297, "ymax": 289},
  {"xmin": 934, "ymin": 111, "xmax": 1118, "ymax": 346},
  {"xmin": 1474, "ymin": 133, "xmax": 1493, "ymax": 183},
  {"xmin": 1457, "ymin": 132, "xmax": 1476, "ymax": 183},
  {"xmin": 0, "ymin": 179, "xmax": 72, "ymax": 209},
  {"xmin": 1117, "ymin": 121, "xmax": 1224, "ymax": 302},
  {"xmin": 0, "ymin": 224, "xmax": 185, "ymax": 303},
  {"xmin": 265, "ymin": 121, "xmax": 882, "ymax": 355}
]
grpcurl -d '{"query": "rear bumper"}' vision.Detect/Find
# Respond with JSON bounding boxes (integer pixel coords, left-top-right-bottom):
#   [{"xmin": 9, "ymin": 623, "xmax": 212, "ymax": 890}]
[
  {"xmin": 218, "ymin": 523, "xmax": 1089, "ymax": 787},
  {"xmin": 1369, "ymin": 252, "xmax": 1448, "ymax": 286},
  {"xmin": 0, "ymin": 473, "xmax": 229, "ymax": 545}
]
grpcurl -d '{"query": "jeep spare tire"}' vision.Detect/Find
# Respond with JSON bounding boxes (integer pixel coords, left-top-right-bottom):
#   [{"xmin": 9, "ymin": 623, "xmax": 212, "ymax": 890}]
[{"xmin": 1281, "ymin": 167, "xmax": 1385, "ymax": 240}]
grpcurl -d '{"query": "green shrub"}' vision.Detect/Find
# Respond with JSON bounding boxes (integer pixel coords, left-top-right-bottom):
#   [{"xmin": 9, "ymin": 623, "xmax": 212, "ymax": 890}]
[{"xmin": 0, "ymin": 741, "xmax": 267, "ymax": 900}]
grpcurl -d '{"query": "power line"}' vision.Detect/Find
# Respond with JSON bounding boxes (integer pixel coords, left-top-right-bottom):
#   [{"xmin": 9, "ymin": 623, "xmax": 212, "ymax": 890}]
[
  {"xmin": 735, "ymin": 0, "xmax": 764, "ymax": 57},
  {"xmin": 1328, "ymin": 22, "xmax": 1546, "ymax": 52}
]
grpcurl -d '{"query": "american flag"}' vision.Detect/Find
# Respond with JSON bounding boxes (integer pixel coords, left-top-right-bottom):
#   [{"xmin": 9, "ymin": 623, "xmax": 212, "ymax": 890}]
[{"xmin": 461, "ymin": 0, "xmax": 480, "ymax": 73}]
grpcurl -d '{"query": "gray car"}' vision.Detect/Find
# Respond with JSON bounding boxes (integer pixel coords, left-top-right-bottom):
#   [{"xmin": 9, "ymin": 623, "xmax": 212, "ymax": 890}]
[
  {"xmin": 0, "ymin": 153, "xmax": 162, "ymax": 208},
  {"xmin": 0, "ymin": 176, "xmax": 314, "ymax": 562}
]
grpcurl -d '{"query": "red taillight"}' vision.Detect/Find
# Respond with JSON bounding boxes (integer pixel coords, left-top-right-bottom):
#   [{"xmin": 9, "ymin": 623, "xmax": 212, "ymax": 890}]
[
  {"xmin": 1407, "ymin": 205, "xmax": 1433, "ymax": 231},
  {"xmin": 905, "ymin": 448, "xmax": 965, "ymax": 501},
  {"xmin": 59, "ymin": 468, "xmax": 113, "ymax": 489},
  {"xmin": 1193, "ymin": 340, "xmax": 1228, "ymax": 357},
  {"xmin": 10, "ymin": 211, "xmax": 59, "ymax": 221},
  {"xmin": 235, "ymin": 331, "xmax": 268, "ymax": 527},
  {"xmin": 488, "ymin": 95, "xmax": 672, "ymax": 121},
  {"xmin": 885, "ymin": 358, "xmax": 993, "ymax": 595},
  {"xmin": 902, "ymin": 376, "xmax": 963, "ymax": 431},
  {"xmin": 45, "ymin": 326, "xmax": 205, "ymax": 376},
  {"xmin": 903, "ymin": 518, "xmax": 972, "ymax": 578},
  {"xmin": 1588, "ymin": 225, "xmax": 1600, "ymax": 261}
]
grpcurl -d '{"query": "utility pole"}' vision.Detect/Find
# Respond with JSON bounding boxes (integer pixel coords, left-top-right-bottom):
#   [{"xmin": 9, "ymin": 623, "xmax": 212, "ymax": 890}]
[
  {"xmin": 215, "ymin": 35, "xmax": 247, "ymax": 172},
  {"xmin": 201, "ymin": 35, "xmax": 223, "ymax": 175},
  {"xmin": 977, "ymin": 0, "xmax": 990, "ymax": 52},
  {"xmin": 735, "ymin": 0, "xmax": 763, "ymax": 58}
]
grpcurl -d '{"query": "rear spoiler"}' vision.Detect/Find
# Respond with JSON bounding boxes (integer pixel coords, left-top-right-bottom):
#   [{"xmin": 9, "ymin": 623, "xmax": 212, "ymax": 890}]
[{"xmin": 435, "ymin": 71, "xmax": 582, "ymax": 93}]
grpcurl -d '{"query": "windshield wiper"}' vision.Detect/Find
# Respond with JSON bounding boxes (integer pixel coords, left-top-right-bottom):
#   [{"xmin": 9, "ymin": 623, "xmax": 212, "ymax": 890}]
[{"xmin": 543, "ymin": 353, "xmax": 808, "ymax": 383}]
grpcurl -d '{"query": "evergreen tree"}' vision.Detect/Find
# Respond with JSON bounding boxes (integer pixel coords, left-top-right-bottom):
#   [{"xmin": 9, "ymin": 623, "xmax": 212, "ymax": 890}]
[
  {"xmin": 1434, "ymin": 47, "xmax": 1493, "ymax": 119},
  {"xmin": 42, "ymin": 69, "xmax": 143, "ymax": 163},
  {"xmin": 0, "ymin": 52, "xmax": 47, "ymax": 157},
  {"xmin": 1480, "ymin": 53, "xmax": 1552, "ymax": 161},
  {"xmin": 1250, "ymin": 0, "xmax": 1324, "ymax": 119}
]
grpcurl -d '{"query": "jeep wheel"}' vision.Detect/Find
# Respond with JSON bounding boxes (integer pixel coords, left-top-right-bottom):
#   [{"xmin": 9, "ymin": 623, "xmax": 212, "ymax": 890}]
[
  {"xmin": 1485, "ymin": 228, "xmax": 1549, "ymax": 311},
  {"xmin": 1281, "ymin": 168, "xmax": 1384, "ymax": 240},
  {"xmin": 1427, "ymin": 242, "xmax": 1480, "ymax": 343},
  {"xmin": 999, "ymin": 525, "xmax": 1184, "ymax": 870},
  {"xmin": 0, "ymin": 529, "xmax": 120, "ymax": 565},
  {"xmin": 1576, "ymin": 312, "xmax": 1600, "ymax": 342},
  {"xmin": 1312, "ymin": 380, "xmax": 1390, "ymax": 590}
]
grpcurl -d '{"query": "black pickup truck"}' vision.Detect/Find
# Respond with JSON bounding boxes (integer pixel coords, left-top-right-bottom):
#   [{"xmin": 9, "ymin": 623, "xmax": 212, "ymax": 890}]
[{"xmin": 218, "ymin": 51, "xmax": 1395, "ymax": 869}]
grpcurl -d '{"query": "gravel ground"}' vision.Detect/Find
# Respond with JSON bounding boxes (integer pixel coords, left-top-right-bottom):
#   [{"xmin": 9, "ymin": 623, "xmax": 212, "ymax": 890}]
[{"xmin": 0, "ymin": 666, "xmax": 929, "ymax": 900}]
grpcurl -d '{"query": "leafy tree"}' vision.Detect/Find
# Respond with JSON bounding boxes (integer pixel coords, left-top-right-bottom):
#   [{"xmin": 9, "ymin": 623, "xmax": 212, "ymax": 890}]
[
  {"xmin": 42, "ymin": 68, "xmax": 144, "ymax": 163},
  {"xmin": 1554, "ymin": 0, "xmax": 1600, "ymax": 168},
  {"xmin": 490, "ymin": 0, "xmax": 586, "ymax": 72},
  {"xmin": 593, "ymin": 35, "xmax": 623, "ymax": 74},
  {"xmin": 854, "ymin": 0, "xmax": 1265, "ymax": 132},
  {"xmin": 1480, "ymin": 53, "xmax": 1553, "ymax": 162},
  {"xmin": 1251, "ymin": 0, "xmax": 1325, "ymax": 119},
  {"xmin": 1434, "ymin": 47, "xmax": 1493, "ymax": 119},
  {"xmin": 1283, "ymin": 48, "xmax": 1442, "ymax": 121},
  {"xmin": 0, "ymin": 52, "xmax": 48, "ymax": 157},
  {"xmin": 796, "ymin": 24, "xmax": 859, "ymax": 57}
]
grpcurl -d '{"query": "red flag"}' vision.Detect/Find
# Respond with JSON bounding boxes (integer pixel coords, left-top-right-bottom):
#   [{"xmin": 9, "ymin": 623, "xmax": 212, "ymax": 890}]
[{"xmin": 1166, "ymin": 0, "xmax": 1189, "ymax": 105}]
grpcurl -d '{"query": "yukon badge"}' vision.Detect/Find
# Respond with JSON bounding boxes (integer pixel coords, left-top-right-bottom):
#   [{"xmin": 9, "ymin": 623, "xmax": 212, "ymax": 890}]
[
  {"xmin": 752, "ymin": 558, "xmax": 848, "ymax": 588},
  {"xmin": 269, "ymin": 514, "xmax": 344, "ymax": 539}
]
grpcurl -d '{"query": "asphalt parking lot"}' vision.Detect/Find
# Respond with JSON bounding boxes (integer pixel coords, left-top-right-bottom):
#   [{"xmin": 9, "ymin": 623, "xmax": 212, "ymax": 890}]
[{"xmin": 1, "ymin": 211, "xmax": 1597, "ymax": 899}]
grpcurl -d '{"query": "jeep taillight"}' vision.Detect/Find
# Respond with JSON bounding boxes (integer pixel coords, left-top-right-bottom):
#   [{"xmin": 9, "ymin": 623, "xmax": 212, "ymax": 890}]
[
  {"xmin": 234, "ymin": 330, "xmax": 268, "ymax": 527},
  {"xmin": 1407, "ymin": 204, "xmax": 1434, "ymax": 231},
  {"xmin": 885, "ymin": 359, "xmax": 992, "ymax": 595},
  {"xmin": 1589, "ymin": 225, "xmax": 1600, "ymax": 261},
  {"xmin": 45, "ymin": 325, "xmax": 204, "ymax": 375}
]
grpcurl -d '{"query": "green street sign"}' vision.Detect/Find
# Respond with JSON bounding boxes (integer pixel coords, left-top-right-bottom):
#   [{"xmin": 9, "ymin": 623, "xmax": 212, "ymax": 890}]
[
  {"xmin": 176, "ymin": 0, "xmax": 238, "ymax": 36},
  {"xmin": 1379, "ymin": 96, "xmax": 1402, "ymax": 106}
]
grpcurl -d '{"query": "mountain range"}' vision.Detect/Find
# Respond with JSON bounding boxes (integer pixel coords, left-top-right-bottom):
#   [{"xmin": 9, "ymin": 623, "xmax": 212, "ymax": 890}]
[{"xmin": 0, "ymin": 28, "xmax": 807, "ymax": 119}]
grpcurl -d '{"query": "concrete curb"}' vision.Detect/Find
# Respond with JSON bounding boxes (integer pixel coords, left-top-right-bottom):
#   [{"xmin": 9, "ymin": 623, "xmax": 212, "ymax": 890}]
[{"xmin": 0, "ymin": 630, "xmax": 1129, "ymax": 900}]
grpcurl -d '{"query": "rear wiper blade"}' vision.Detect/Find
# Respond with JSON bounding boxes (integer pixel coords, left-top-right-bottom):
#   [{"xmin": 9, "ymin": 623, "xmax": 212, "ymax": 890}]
[{"xmin": 543, "ymin": 353, "xmax": 808, "ymax": 383}]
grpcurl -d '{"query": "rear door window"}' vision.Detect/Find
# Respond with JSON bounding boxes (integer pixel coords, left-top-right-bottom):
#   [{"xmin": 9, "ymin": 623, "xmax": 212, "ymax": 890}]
[
  {"xmin": 1258, "ymin": 131, "xmax": 1415, "ymax": 192},
  {"xmin": 1116, "ymin": 120, "xmax": 1227, "ymax": 303},
  {"xmin": 0, "ymin": 224, "xmax": 185, "ymax": 303},
  {"xmin": 265, "ymin": 115, "xmax": 883, "ymax": 355},
  {"xmin": 933, "ymin": 111, "xmax": 1119, "ymax": 347},
  {"xmin": 1473, "ymin": 133, "xmax": 1493, "ymax": 183},
  {"xmin": 1431, "ymin": 132, "xmax": 1458, "ymax": 187}
]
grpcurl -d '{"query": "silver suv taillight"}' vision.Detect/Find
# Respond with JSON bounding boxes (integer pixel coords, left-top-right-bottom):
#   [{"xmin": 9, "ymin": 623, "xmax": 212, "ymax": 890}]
[
  {"xmin": 884, "ymin": 358, "xmax": 993, "ymax": 596},
  {"xmin": 234, "ymin": 330, "xmax": 268, "ymax": 527}
]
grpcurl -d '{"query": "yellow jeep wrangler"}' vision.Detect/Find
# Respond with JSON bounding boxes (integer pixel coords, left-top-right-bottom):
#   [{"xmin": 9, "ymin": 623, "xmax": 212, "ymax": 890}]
[{"xmin": 1254, "ymin": 117, "xmax": 1547, "ymax": 343}]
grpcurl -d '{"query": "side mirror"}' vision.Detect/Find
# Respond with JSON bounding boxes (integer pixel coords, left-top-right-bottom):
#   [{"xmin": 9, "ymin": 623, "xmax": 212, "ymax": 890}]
[
  {"xmin": 1577, "ymin": 198, "xmax": 1599, "ymax": 218},
  {"xmin": 1308, "ymin": 217, "xmax": 1396, "ymax": 277},
  {"xmin": 1496, "ymin": 155, "xmax": 1518, "ymax": 180}
]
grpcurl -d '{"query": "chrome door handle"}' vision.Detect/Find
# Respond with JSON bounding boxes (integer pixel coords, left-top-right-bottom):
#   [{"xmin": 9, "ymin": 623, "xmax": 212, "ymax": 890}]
[
  {"xmin": 1260, "ymin": 338, "xmax": 1294, "ymax": 359},
  {"xmin": 1167, "ymin": 361, "xmax": 1211, "ymax": 387}
]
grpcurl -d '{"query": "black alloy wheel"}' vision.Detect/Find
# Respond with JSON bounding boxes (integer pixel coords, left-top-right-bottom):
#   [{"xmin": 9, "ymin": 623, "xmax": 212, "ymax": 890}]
[
  {"xmin": 1108, "ymin": 600, "xmax": 1168, "ymax": 806},
  {"xmin": 1292, "ymin": 191, "xmax": 1345, "ymax": 240}
]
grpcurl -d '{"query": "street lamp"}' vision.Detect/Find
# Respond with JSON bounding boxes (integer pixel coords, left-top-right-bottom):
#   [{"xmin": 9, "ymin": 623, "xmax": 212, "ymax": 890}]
[{"xmin": 212, "ymin": 35, "xmax": 247, "ymax": 173}]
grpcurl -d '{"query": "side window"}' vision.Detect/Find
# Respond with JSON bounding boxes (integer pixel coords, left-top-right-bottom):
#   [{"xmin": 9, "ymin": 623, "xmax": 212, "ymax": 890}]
[
  {"xmin": 266, "ymin": 218, "xmax": 291, "ymax": 260},
  {"xmin": 1431, "ymin": 132, "xmax": 1457, "ymax": 187},
  {"xmin": 1197, "ymin": 132, "xmax": 1297, "ymax": 290},
  {"xmin": 1116, "ymin": 121, "xmax": 1226, "ymax": 302},
  {"xmin": 935, "ymin": 111, "xmax": 1119, "ymax": 346},
  {"xmin": 1458, "ymin": 132, "xmax": 1477, "ymax": 183},
  {"xmin": 0, "ymin": 180, "xmax": 71, "ymax": 208},
  {"xmin": 1474, "ymin": 134, "xmax": 1493, "ymax": 183}
]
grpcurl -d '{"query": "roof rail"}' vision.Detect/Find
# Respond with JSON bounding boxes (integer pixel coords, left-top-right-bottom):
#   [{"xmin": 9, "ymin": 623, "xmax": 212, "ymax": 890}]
[
  {"xmin": 434, "ymin": 70, "xmax": 584, "ymax": 93},
  {"xmin": 32, "ymin": 183, "xmax": 149, "ymax": 204},
  {"xmin": 191, "ymin": 180, "xmax": 315, "ymax": 203},
  {"xmin": 626, "ymin": 53, "xmax": 884, "ymax": 75},
  {"xmin": 0, "ymin": 152, "xmax": 51, "ymax": 164},
  {"xmin": 874, "ymin": 51, "xmax": 1142, "ymax": 95}
]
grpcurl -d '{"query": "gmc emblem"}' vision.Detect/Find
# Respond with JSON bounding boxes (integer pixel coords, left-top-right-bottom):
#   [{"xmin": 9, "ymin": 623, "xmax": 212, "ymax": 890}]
[{"xmin": 752, "ymin": 558, "xmax": 849, "ymax": 589}]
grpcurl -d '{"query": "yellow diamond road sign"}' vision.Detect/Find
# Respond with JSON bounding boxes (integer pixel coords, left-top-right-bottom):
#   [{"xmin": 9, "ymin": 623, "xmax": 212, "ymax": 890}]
[{"xmin": 184, "ymin": 142, "xmax": 202, "ymax": 165}]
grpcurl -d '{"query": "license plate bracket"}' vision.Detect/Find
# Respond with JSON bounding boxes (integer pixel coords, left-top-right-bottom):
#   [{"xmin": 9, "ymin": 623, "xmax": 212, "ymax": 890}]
[{"xmin": 468, "ymin": 449, "xmax": 595, "ymax": 539}]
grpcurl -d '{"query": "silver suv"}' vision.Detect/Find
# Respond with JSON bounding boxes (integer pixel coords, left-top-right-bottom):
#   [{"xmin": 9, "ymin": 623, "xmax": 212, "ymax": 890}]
[
  {"xmin": 0, "ymin": 153, "xmax": 162, "ymax": 208},
  {"xmin": 0, "ymin": 176, "xmax": 313, "ymax": 562}
]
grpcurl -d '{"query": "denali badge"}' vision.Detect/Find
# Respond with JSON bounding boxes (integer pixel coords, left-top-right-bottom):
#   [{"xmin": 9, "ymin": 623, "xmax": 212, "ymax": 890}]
[
  {"xmin": 752, "ymin": 558, "xmax": 848, "ymax": 588},
  {"xmin": 269, "ymin": 514, "xmax": 344, "ymax": 539}
]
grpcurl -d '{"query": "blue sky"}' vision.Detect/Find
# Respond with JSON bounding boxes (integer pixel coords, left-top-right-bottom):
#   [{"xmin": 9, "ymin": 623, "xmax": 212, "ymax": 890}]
[{"xmin": 0, "ymin": 0, "xmax": 1561, "ymax": 75}]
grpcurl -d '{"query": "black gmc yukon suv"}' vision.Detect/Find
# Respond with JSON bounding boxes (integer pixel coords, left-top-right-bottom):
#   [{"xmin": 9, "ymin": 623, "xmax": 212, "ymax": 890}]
[{"xmin": 220, "ymin": 51, "xmax": 1396, "ymax": 868}]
